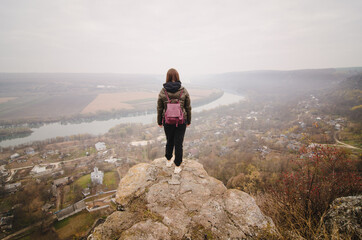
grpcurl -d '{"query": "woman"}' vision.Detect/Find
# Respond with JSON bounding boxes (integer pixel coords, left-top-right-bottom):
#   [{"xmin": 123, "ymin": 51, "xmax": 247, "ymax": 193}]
[{"xmin": 157, "ymin": 68, "xmax": 191, "ymax": 174}]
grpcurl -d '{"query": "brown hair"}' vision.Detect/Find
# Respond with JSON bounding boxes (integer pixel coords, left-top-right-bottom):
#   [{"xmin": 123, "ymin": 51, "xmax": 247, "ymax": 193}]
[{"xmin": 166, "ymin": 68, "xmax": 180, "ymax": 83}]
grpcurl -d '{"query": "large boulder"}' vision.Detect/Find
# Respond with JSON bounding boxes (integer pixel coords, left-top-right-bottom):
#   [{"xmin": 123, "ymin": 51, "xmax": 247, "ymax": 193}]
[
  {"xmin": 324, "ymin": 195, "xmax": 362, "ymax": 239},
  {"xmin": 90, "ymin": 158, "xmax": 275, "ymax": 239}
]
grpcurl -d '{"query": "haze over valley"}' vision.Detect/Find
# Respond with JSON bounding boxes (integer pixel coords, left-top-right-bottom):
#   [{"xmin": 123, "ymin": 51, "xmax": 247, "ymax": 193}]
[{"xmin": 0, "ymin": 68, "xmax": 361, "ymax": 239}]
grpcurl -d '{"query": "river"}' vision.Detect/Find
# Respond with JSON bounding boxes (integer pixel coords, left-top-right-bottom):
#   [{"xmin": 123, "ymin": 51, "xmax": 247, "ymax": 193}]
[{"xmin": 0, "ymin": 92, "xmax": 244, "ymax": 147}]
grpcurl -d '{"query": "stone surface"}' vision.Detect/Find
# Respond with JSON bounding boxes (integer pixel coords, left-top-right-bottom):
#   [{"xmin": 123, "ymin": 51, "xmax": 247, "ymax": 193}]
[
  {"xmin": 115, "ymin": 162, "xmax": 158, "ymax": 206},
  {"xmin": 324, "ymin": 195, "xmax": 362, "ymax": 239},
  {"xmin": 90, "ymin": 158, "xmax": 275, "ymax": 239},
  {"xmin": 119, "ymin": 220, "xmax": 171, "ymax": 240}
]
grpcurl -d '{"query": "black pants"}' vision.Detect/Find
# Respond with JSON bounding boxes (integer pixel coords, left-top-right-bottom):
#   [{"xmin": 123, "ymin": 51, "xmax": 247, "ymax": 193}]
[{"xmin": 164, "ymin": 123, "xmax": 186, "ymax": 166}]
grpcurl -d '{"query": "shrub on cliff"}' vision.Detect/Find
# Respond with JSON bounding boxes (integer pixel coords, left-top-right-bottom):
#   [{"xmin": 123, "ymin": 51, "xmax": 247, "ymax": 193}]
[
  {"xmin": 259, "ymin": 145, "xmax": 361, "ymax": 239},
  {"xmin": 280, "ymin": 145, "xmax": 360, "ymax": 217}
]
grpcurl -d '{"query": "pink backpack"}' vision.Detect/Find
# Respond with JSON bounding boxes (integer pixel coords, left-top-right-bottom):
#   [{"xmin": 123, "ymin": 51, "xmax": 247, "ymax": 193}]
[{"xmin": 163, "ymin": 89, "xmax": 185, "ymax": 127}]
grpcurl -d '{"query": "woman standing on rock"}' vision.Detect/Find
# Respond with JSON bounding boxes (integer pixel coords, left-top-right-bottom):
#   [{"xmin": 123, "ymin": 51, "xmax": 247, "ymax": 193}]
[{"xmin": 157, "ymin": 68, "xmax": 191, "ymax": 174}]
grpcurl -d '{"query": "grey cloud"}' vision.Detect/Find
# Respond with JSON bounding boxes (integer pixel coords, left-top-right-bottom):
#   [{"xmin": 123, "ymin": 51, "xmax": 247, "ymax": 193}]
[{"xmin": 0, "ymin": 0, "xmax": 361, "ymax": 74}]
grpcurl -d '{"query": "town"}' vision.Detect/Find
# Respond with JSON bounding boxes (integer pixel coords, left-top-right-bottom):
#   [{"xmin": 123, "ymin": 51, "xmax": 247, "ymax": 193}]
[{"xmin": 0, "ymin": 86, "xmax": 360, "ymax": 239}]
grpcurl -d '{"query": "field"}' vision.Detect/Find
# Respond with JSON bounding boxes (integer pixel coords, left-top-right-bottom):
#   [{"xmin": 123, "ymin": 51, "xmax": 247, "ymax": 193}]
[
  {"xmin": 103, "ymin": 171, "xmax": 119, "ymax": 189},
  {"xmin": 339, "ymin": 123, "xmax": 362, "ymax": 149},
  {"xmin": 15, "ymin": 203, "xmax": 112, "ymax": 240},
  {"xmin": 53, "ymin": 210, "xmax": 104, "ymax": 239},
  {"xmin": 80, "ymin": 89, "xmax": 220, "ymax": 114},
  {"xmin": 0, "ymin": 97, "xmax": 17, "ymax": 104},
  {"xmin": 75, "ymin": 174, "xmax": 91, "ymax": 188},
  {"xmin": 63, "ymin": 174, "xmax": 91, "ymax": 206},
  {"xmin": 0, "ymin": 73, "xmax": 160, "ymax": 122},
  {"xmin": 0, "ymin": 72, "xmax": 221, "ymax": 122},
  {"xmin": 81, "ymin": 92, "xmax": 156, "ymax": 114},
  {"xmin": 0, "ymin": 94, "xmax": 96, "ymax": 120}
]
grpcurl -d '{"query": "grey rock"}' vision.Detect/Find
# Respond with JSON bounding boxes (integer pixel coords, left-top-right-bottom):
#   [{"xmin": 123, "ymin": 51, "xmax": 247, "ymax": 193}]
[
  {"xmin": 324, "ymin": 195, "xmax": 362, "ymax": 239},
  {"xmin": 92, "ymin": 158, "xmax": 275, "ymax": 239},
  {"xmin": 168, "ymin": 174, "xmax": 181, "ymax": 185},
  {"xmin": 90, "ymin": 211, "xmax": 137, "ymax": 240},
  {"xmin": 119, "ymin": 219, "xmax": 171, "ymax": 240}
]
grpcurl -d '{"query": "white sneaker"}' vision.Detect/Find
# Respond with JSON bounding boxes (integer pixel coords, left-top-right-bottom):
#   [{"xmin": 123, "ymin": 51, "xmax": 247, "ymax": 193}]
[
  {"xmin": 174, "ymin": 166, "xmax": 182, "ymax": 174},
  {"xmin": 166, "ymin": 160, "xmax": 173, "ymax": 167}
]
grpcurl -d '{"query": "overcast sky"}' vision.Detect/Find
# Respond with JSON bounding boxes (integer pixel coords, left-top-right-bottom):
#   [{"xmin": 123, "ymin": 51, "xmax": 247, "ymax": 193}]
[{"xmin": 0, "ymin": 0, "xmax": 361, "ymax": 75}]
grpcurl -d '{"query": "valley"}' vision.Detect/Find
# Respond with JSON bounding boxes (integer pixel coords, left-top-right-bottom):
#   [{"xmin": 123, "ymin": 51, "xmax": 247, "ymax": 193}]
[{"xmin": 0, "ymin": 70, "xmax": 361, "ymax": 239}]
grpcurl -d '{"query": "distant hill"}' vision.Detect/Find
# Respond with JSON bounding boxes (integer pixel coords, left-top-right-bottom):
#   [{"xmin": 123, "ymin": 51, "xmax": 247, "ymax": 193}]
[
  {"xmin": 194, "ymin": 68, "xmax": 362, "ymax": 95},
  {"xmin": 321, "ymin": 73, "xmax": 362, "ymax": 122},
  {"xmin": 0, "ymin": 73, "xmax": 163, "ymax": 95},
  {"xmin": 338, "ymin": 73, "xmax": 362, "ymax": 90}
]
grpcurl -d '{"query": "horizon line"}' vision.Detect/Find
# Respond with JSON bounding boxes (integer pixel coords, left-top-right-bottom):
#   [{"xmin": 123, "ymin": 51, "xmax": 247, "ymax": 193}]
[{"xmin": 0, "ymin": 66, "xmax": 361, "ymax": 75}]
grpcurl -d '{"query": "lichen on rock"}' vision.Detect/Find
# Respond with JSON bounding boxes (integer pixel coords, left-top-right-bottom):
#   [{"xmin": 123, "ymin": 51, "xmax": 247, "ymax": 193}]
[
  {"xmin": 89, "ymin": 158, "xmax": 276, "ymax": 239},
  {"xmin": 323, "ymin": 195, "xmax": 362, "ymax": 239}
]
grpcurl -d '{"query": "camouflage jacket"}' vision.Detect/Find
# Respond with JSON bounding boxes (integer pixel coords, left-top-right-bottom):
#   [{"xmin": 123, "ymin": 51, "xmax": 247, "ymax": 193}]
[{"xmin": 157, "ymin": 86, "xmax": 191, "ymax": 125}]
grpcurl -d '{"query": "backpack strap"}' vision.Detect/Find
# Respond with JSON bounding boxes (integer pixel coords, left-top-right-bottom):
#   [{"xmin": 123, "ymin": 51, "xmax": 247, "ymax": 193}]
[
  {"xmin": 164, "ymin": 88, "xmax": 184, "ymax": 103},
  {"xmin": 164, "ymin": 89, "xmax": 170, "ymax": 102},
  {"xmin": 179, "ymin": 89, "xmax": 183, "ymax": 101}
]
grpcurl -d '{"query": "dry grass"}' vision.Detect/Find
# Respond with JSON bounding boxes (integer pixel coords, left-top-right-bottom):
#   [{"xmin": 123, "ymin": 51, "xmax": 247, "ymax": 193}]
[
  {"xmin": 0, "ymin": 97, "xmax": 17, "ymax": 104},
  {"xmin": 255, "ymin": 193, "xmax": 357, "ymax": 240}
]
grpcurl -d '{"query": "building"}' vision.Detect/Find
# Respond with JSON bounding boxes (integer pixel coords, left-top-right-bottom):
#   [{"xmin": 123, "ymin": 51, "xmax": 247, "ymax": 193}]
[
  {"xmin": 53, "ymin": 176, "xmax": 71, "ymax": 187},
  {"xmin": 4, "ymin": 182, "xmax": 21, "ymax": 193},
  {"xmin": 0, "ymin": 214, "xmax": 14, "ymax": 231},
  {"xmin": 0, "ymin": 165, "xmax": 8, "ymax": 177},
  {"xmin": 91, "ymin": 167, "xmax": 104, "ymax": 185},
  {"xmin": 55, "ymin": 200, "xmax": 86, "ymax": 220},
  {"xmin": 31, "ymin": 165, "xmax": 47, "ymax": 174},
  {"xmin": 82, "ymin": 188, "xmax": 90, "ymax": 197},
  {"xmin": 104, "ymin": 157, "xmax": 119, "ymax": 164},
  {"xmin": 25, "ymin": 147, "xmax": 35, "ymax": 155},
  {"xmin": 41, "ymin": 203, "xmax": 54, "ymax": 212},
  {"xmin": 30, "ymin": 165, "xmax": 54, "ymax": 175},
  {"xmin": 95, "ymin": 142, "xmax": 106, "ymax": 151},
  {"xmin": 10, "ymin": 153, "xmax": 20, "ymax": 160}
]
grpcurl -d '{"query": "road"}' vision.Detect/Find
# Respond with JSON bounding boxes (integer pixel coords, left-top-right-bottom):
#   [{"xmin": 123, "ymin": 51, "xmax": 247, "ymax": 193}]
[
  {"xmin": 334, "ymin": 132, "xmax": 361, "ymax": 150},
  {"xmin": 1, "ymin": 215, "xmax": 56, "ymax": 240}
]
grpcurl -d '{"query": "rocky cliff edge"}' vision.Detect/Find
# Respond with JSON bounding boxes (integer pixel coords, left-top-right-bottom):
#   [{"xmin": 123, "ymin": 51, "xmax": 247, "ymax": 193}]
[{"xmin": 89, "ymin": 158, "xmax": 275, "ymax": 239}]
